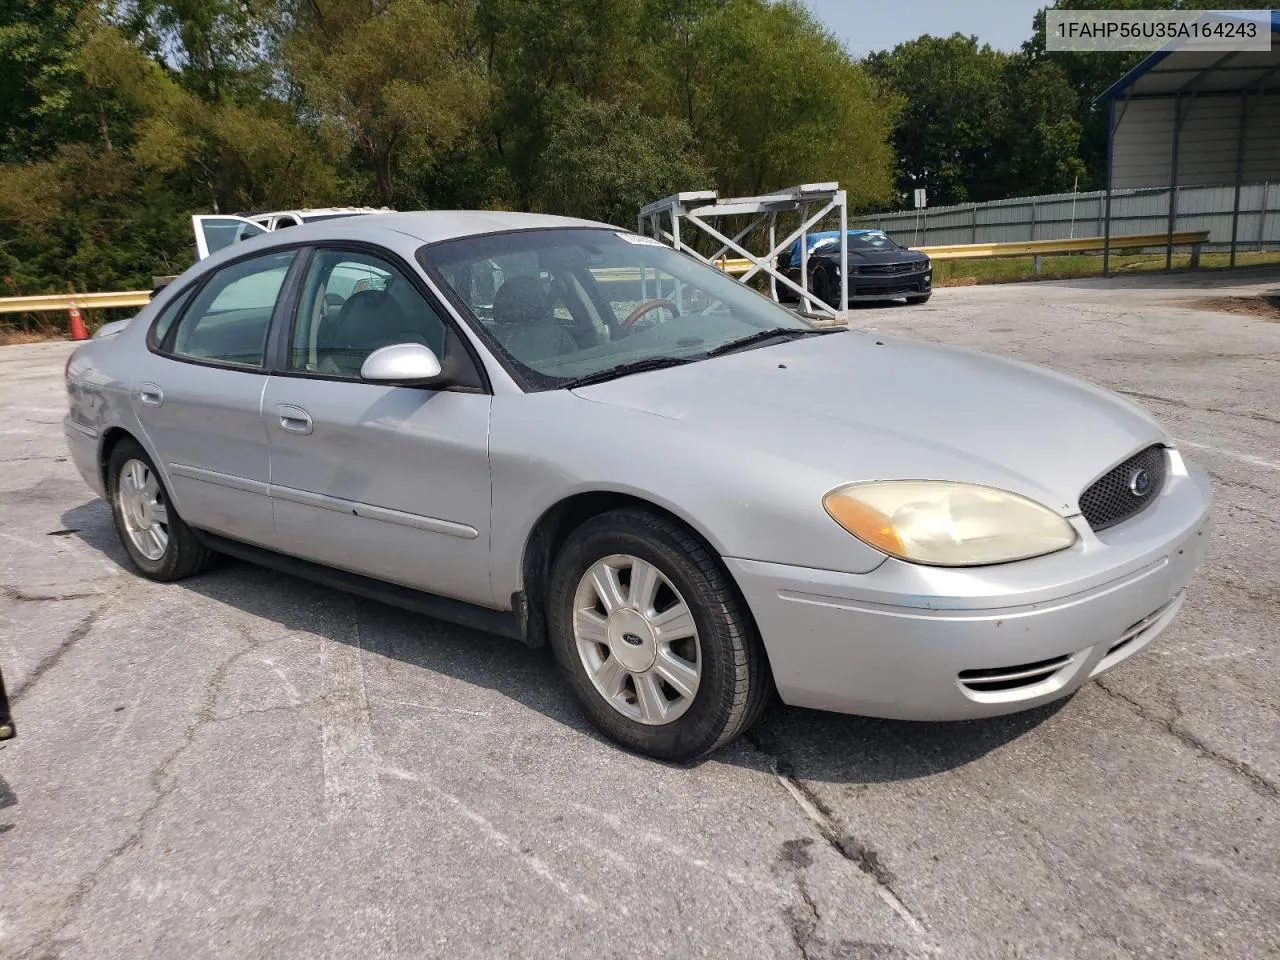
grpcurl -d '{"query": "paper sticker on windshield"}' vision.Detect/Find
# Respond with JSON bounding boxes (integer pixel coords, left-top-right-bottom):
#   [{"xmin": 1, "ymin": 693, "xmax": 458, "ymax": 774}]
[{"xmin": 617, "ymin": 232, "xmax": 666, "ymax": 247}]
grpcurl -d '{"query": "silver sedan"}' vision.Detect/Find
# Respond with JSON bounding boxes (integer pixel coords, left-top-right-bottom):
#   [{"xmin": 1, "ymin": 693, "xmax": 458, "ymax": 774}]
[{"xmin": 63, "ymin": 212, "xmax": 1212, "ymax": 760}]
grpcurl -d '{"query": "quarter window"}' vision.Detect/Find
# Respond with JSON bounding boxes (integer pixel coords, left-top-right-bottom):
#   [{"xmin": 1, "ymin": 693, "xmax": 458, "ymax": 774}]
[
  {"xmin": 147, "ymin": 286, "xmax": 196, "ymax": 351},
  {"xmin": 290, "ymin": 249, "xmax": 448, "ymax": 378},
  {"xmin": 168, "ymin": 250, "xmax": 295, "ymax": 367}
]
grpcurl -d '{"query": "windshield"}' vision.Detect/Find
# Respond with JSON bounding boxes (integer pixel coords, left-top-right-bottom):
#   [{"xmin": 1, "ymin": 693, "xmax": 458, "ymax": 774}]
[
  {"xmin": 806, "ymin": 231, "xmax": 901, "ymax": 258},
  {"xmin": 420, "ymin": 228, "xmax": 817, "ymax": 391}
]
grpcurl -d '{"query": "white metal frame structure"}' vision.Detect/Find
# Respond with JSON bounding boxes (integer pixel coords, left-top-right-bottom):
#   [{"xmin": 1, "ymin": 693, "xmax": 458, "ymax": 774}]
[{"xmin": 637, "ymin": 183, "xmax": 849, "ymax": 318}]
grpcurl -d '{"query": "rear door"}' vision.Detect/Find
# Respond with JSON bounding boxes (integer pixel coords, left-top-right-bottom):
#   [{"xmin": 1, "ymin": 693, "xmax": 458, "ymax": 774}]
[
  {"xmin": 132, "ymin": 249, "xmax": 301, "ymax": 546},
  {"xmin": 261, "ymin": 246, "xmax": 494, "ymax": 606},
  {"xmin": 192, "ymin": 215, "xmax": 270, "ymax": 260}
]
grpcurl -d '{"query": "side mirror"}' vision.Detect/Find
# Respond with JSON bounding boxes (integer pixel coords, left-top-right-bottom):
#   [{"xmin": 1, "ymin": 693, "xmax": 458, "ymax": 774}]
[{"xmin": 360, "ymin": 343, "xmax": 443, "ymax": 384}]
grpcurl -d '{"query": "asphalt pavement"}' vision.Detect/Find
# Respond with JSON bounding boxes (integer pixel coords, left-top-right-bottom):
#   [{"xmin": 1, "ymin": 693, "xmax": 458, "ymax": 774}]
[{"xmin": 1, "ymin": 268, "xmax": 1278, "ymax": 959}]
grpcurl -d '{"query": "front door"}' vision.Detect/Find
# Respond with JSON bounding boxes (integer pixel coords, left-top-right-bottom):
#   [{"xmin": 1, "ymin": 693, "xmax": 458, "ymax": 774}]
[
  {"xmin": 262, "ymin": 247, "xmax": 494, "ymax": 607},
  {"xmin": 191, "ymin": 215, "xmax": 270, "ymax": 260},
  {"xmin": 132, "ymin": 249, "xmax": 298, "ymax": 546}
]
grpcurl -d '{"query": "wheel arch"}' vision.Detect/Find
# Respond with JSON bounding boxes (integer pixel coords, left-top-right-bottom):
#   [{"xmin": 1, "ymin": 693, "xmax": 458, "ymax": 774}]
[
  {"xmin": 515, "ymin": 490, "xmax": 756, "ymax": 653},
  {"xmin": 98, "ymin": 426, "xmax": 138, "ymax": 491}
]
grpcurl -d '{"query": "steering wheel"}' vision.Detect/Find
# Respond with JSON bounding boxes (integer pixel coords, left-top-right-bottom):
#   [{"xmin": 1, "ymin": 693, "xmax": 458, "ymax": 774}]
[{"xmin": 621, "ymin": 298, "xmax": 679, "ymax": 330}]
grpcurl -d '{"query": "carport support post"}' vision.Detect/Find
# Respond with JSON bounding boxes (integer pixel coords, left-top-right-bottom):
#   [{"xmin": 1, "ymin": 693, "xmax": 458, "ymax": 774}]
[
  {"xmin": 1103, "ymin": 98, "xmax": 1115, "ymax": 278},
  {"xmin": 1230, "ymin": 90, "xmax": 1250, "ymax": 268},
  {"xmin": 1165, "ymin": 94, "xmax": 1186, "ymax": 272}
]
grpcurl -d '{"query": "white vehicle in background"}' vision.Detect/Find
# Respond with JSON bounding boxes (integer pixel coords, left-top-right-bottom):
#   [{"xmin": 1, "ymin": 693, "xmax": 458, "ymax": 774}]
[{"xmin": 191, "ymin": 207, "xmax": 394, "ymax": 260}]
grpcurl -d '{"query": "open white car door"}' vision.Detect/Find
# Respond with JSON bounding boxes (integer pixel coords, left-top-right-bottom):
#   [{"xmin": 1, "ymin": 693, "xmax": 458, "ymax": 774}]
[{"xmin": 192, "ymin": 215, "xmax": 269, "ymax": 260}]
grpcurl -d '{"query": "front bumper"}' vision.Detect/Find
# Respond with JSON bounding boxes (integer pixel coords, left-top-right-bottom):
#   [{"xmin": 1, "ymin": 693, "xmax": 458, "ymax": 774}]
[
  {"xmin": 846, "ymin": 266, "xmax": 931, "ymax": 301},
  {"xmin": 727, "ymin": 460, "xmax": 1212, "ymax": 721},
  {"xmin": 64, "ymin": 416, "xmax": 105, "ymax": 498}
]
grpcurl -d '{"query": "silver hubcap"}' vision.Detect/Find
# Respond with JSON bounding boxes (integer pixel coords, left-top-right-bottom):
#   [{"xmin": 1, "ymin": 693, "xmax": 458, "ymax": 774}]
[
  {"xmin": 118, "ymin": 459, "xmax": 170, "ymax": 561},
  {"xmin": 573, "ymin": 554, "xmax": 701, "ymax": 726}
]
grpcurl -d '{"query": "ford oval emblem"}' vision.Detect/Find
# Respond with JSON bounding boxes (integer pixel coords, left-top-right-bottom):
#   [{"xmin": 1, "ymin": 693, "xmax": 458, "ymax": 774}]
[
  {"xmin": 621, "ymin": 632, "xmax": 644, "ymax": 647},
  {"xmin": 1128, "ymin": 468, "xmax": 1152, "ymax": 497}
]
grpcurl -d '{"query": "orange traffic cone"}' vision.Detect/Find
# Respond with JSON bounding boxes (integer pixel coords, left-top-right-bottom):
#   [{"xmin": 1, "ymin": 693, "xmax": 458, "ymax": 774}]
[{"xmin": 68, "ymin": 304, "xmax": 89, "ymax": 341}]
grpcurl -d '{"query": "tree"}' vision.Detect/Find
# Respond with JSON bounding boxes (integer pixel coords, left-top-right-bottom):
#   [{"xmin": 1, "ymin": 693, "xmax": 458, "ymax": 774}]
[
  {"xmin": 865, "ymin": 33, "xmax": 1010, "ymax": 205},
  {"xmin": 113, "ymin": 0, "xmax": 279, "ymax": 102},
  {"xmin": 697, "ymin": 0, "xmax": 895, "ymax": 207},
  {"xmin": 0, "ymin": 0, "xmax": 94, "ymax": 162},
  {"xmin": 286, "ymin": 0, "xmax": 483, "ymax": 207},
  {"xmin": 999, "ymin": 57, "xmax": 1086, "ymax": 196},
  {"xmin": 533, "ymin": 91, "xmax": 708, "ymax": 225}
]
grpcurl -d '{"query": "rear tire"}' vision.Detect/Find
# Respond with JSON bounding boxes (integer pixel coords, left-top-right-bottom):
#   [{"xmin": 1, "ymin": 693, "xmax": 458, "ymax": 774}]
[
  {"xmin": 547, "ymin": 509, "xmax": 771, "ymax": 761},
  {"xmin": 107, "ymin": 438, "xmax": 217, "ymax": 581}
]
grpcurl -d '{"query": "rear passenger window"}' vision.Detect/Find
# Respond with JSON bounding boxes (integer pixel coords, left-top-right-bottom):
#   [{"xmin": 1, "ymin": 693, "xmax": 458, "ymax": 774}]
[{"xmin": 169, "ymin": 251, "xmax": 295, "ymax": 367}]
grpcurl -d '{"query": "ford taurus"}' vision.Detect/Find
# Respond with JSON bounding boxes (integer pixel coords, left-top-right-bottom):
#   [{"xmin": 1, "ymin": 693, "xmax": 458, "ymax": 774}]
[{"xmin": 63, "ymin": 212, "xmax": 1212, "ymax": 760}]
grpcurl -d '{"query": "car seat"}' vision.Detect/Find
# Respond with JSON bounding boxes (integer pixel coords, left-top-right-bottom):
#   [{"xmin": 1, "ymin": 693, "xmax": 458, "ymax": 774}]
[
  {"xmin": 491, "ymin": 276, "xmax": 578, "ymax": 363},
  {"xmin": 317, "ymin": 289, "xmax": 430, "ymax": 376}
]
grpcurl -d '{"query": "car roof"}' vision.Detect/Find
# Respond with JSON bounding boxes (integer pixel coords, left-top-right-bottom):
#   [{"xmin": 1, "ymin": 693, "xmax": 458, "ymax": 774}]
[
  {"xmin": 191, "ymin": 210, "xmax": 615, "ymax": 273},
  {"xmin": 236, "ymin": 206, "xmax": 391, "ymax": 218}
]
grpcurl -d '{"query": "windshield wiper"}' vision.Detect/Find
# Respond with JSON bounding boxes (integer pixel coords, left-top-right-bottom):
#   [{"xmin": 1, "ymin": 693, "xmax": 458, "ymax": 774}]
[
  {"xmin": 705, "ymin": 326, "xmax": 838, "ymax": 358},
  {"xmin": 562, "ymin": 355, "xmax": 697, "ymax": 388}
]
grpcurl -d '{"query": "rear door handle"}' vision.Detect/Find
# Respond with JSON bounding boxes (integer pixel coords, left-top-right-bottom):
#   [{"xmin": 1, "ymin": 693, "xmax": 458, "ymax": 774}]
[
  {"xmin": 137, "ymin": 383, "xmax": 164, "ymax": 407},
  {"xmin": 274, "ymin": 403, "xmax": 313, "ymax": 435}
]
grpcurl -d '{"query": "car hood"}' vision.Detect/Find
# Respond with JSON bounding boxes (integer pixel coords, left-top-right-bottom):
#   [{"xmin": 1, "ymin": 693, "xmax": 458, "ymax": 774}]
[{"xmin": 570, "ymin": 331, "xmax": 1168, "ymax": 516}]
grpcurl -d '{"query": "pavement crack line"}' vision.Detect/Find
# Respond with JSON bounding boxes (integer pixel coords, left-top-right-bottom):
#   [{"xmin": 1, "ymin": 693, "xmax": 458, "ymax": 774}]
[
  {"xmin": 9, "ymin": 600, "xmax": 109, "ymax": 701},
  {"xmin": 1, "ymin": 584, "xmax": 104, "ymax": 603},
  {"xmin": 34, "ymin": 623, "xmax": 277, "ymax": 952},
  {"xmin": 744, "ymin": 733, "xmax": 930, "ymax": 941},
  {"xmin": 1093, "ymin": 678, "xmax": 1279, "ymax": 799},
  {"xmin": 786, "ymin": 875, "xmax": 820, "ymax": 960}
]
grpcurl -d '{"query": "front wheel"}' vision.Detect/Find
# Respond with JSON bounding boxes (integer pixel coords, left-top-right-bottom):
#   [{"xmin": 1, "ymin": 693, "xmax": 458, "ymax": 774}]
[
  {"xmin": 810, "ymin": 262, "xmax": 841, "ymax": 308},
  {"xmin": 108, "ymin": 438, "xmax": 216, "ymax": 581},
  {"xmin": 906, "ymin": 293, "xmax": 931, "ymax": 304},
  {"xmin": 547, "ymin": 509, "xmax": 771, "ymax": 761}
]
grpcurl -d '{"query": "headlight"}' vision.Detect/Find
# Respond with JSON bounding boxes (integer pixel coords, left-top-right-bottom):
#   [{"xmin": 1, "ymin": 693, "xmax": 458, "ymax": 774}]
[{"xmin": 823, "ymin": 481, "xmax": 1077, "ymax": 566}]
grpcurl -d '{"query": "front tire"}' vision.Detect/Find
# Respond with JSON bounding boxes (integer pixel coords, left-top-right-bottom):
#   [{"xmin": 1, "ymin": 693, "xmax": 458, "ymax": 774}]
[
  {"xmin": 810, "ymin": 261, "xmax": 841, "ymax": 308},
  {"xmin": 547, "ymin": 509, "xmax": 771, "ymax": 761},
  {"xmin": 906, "ymin": 293, "xmax": 931, "ymax": 304},
  {"xmin": 108, "ymin": 438, "xmax": 216, "ymax": 581}
]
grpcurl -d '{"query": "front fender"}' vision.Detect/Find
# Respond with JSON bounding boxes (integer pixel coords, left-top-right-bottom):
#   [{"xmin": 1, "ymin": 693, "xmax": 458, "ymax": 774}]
[{"xmin": 487, "ymin": 392, "xmax": 887, "ymax": 601}]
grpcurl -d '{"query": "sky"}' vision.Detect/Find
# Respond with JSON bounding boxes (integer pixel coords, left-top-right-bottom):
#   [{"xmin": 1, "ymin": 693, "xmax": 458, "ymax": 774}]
[{"xmin": 803, "ymin": 0, "xmax": 1049, "ymax": 58}]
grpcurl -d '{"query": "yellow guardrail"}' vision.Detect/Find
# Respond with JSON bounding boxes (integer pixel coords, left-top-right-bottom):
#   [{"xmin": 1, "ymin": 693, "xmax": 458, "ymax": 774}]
[
  {"xmin": 0, "ymin": 228, "xmax": 1214, "ymax": 318},
  {"xmin": 711, "ymin": 230, "xmax": 1212, "ymax": 274},
  {"xmin": 0, "ymin": 290, "xmax": 152, "ymax": 315}
]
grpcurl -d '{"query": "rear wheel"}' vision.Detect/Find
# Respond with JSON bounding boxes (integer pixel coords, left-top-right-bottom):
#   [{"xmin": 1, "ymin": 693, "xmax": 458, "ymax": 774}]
[
  {"xmin": 108, "ymin": 439, "xmax": 216, "ymax": 581},
  {"xmin": 548, "ymin": 509, "xmax": 771, "ymax": 761}
]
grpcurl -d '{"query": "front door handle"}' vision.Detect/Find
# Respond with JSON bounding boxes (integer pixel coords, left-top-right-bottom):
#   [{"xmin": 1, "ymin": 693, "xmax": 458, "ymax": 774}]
[
  {"xmin": 137, "ymin": 382, "xmax": 164, "ymax": 407},
  {"xmin": 274, "ymin": 403, "xmax": 314, "ymax": 435}
]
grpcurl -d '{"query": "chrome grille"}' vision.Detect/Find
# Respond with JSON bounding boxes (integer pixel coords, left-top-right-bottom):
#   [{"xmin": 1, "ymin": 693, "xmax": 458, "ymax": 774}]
[{"xmin": 1079, "ymin": 445, "xmax": 1167, "ymax": 532}]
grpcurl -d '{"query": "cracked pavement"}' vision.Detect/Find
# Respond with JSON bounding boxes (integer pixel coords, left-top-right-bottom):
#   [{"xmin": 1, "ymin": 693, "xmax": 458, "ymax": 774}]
[{"xmin": 2, "ymin": 269, "xmax": 1279, "ymax": 959}]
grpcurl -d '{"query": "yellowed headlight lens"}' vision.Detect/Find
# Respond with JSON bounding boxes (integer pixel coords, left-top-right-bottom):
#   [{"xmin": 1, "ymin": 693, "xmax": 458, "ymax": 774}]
[{"xmin": 823, "ymin": 481, "xmax": 1077, "ymax": 566}]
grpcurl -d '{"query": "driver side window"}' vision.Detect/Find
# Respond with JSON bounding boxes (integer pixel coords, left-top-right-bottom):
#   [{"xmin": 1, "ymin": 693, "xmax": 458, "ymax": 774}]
[{"xmin": 290, "ymin": 249, "xmax": 447, "ymax": 379}]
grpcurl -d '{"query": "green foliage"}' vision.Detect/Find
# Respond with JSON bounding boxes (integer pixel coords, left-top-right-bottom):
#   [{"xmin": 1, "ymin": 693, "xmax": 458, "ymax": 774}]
[
  {"xmin": 533, "ymin": 91, "xmax": 708, "ymax": 225},
  {"xmin": 866, "ymin": 33, "xmax": 1086, "ymax": 205},
  {"xmin": 696, "ymin": 0, "xmax": 895, "ymax": 206}
]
